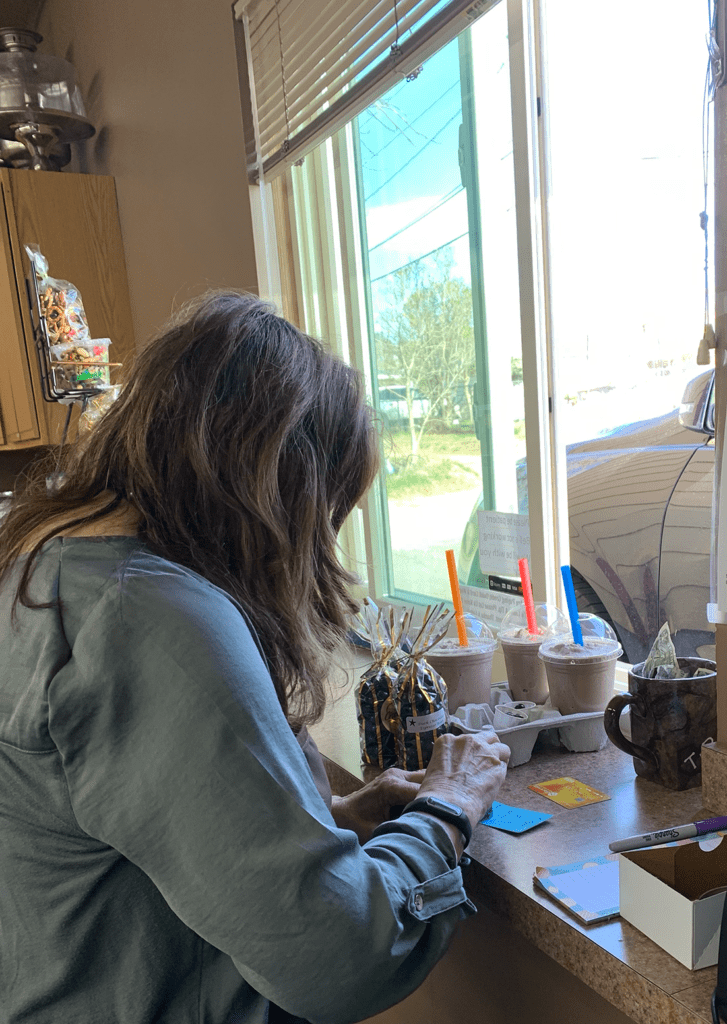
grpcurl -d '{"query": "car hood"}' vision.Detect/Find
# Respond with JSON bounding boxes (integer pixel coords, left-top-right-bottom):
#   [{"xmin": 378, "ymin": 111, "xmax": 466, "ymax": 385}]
[{"xmin": 565, "ymin": 407, "xmax": 708, "ymax": 466}]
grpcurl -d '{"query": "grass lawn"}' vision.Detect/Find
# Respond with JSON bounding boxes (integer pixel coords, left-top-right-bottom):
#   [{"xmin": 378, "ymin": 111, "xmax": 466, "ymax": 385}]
[
  {"xmin": 384, "ymin": 429, "xmax": 480, "ymax": 461},
  {"xmin": 383, "ymin": 429, "xmax": 482, "ymax": 500}
]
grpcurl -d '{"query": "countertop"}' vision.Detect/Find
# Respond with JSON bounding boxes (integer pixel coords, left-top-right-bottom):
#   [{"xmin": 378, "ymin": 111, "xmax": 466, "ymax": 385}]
[{"xmin": 312, "ymin": 665, "xmax": 720, "ymax": 1024}]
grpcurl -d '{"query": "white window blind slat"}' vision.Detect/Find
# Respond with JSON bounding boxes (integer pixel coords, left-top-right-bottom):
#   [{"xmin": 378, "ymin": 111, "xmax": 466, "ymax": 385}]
[
  {"xmin": 251, "ymin": 0, "xmax": 425, "ymax": 120},
  {"xmin": 256, "ymin": 0, "xmax": 440, "ymax": 147},
  {"xmin": 235, "ymin": 0, "xmax": 495, "ymax": 181}
]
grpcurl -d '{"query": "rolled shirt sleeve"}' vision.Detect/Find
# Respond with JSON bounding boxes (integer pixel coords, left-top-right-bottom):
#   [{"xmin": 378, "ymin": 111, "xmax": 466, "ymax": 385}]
[{"xmin": 48, "ymin": 562, "xmax": 472, "ymax": 1024}]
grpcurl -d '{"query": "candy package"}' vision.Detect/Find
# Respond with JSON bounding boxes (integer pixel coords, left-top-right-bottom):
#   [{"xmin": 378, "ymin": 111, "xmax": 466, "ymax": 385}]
[
  {"xmin": 390, "ymin": 605, "xmax": 452, "ymax": 770},
  {"xmin": 353, "ymin": 601, "xmax": 452, "ymax": 771},
  {"xmin": 354, "ymin": 601, "xmax": 410, "ymax": 769}
]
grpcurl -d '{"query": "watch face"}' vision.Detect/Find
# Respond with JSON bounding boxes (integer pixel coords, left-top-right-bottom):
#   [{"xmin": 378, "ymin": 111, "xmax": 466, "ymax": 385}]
[{"xmin": 426, "ymin": 797, "xmax": 463, "ymax": 816}]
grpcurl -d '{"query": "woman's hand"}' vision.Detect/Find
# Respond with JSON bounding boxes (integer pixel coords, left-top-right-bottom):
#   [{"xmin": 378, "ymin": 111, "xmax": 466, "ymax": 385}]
[
  {"xmin": 330, "ymin": 729, "xmax": 509, "ymax": 849},
  {"xmin": 331, "ymin": 768, "xmax": 426, "ymax": 844},
  {"xmin": 415, "ymin": 729, "xmax": 510, "ymax": 831}
]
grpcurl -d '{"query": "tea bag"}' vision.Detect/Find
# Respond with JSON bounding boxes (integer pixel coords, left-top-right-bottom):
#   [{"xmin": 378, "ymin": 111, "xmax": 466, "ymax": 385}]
[{"xmin": 642, "ymin": 623, "xmax": 686, "ymax": 679}]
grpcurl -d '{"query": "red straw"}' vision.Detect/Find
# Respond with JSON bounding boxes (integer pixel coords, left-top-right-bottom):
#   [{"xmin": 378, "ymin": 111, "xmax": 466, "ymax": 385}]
[
  {"xmin": 445, "ymin": 549, "xmax": 469, "ymax": 647},
  {"xmin": 518, "ymin": 557, "xmax": 538, "ymax": 635}
]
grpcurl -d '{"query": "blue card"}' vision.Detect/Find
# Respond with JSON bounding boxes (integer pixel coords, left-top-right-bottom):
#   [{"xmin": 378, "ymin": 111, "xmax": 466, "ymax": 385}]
[{"xmin": 481, "ymin": 801, "xmax": 553, "ymax": 833}]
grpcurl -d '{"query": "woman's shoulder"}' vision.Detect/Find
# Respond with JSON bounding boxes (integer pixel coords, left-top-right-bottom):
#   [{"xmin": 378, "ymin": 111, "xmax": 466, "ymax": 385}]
[{"xmin": 57, "ymin": 537, "xmax": 255, "ymax": 652}]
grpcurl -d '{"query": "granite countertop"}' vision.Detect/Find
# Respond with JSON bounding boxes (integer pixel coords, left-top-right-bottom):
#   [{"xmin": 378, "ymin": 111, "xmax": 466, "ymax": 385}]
[
  {"xmin": 314, "ymin": 680, "xmax": 719, "ymax": 1024},
  {"xmin": 460, "ymin": 742, "xmax": 716, "ymax": 1024}
]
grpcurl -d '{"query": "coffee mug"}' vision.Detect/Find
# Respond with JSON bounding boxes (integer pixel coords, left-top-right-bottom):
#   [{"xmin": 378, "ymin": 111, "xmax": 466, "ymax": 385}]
[{"xmin": 604, "ymin": 657, "xmax": 717, "ymax": 790}]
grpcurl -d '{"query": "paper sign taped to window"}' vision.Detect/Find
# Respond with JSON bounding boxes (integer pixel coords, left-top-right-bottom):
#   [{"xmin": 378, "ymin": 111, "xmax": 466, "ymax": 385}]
[
  {"xmin": 477, "ymin": 511, "xmax": 530, "ymax": 575},
  {"xmin": 460, "ymin": 583, "xmax": 521, "ymax": 631}
]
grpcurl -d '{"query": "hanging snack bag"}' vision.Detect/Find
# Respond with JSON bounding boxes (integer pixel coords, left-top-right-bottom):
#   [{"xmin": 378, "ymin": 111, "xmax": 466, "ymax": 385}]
[
  {"xmin": 390, "ymin": 604, "xmax": 453, "ymax": 770},
  {"xmin": 49, "ymin": 338, "xmax": 112, "ymax": 390},
  {"xmin": 25, "ymin": 244, "xmax": 114, "ymax": 394},
  {"xmin": 354, "ymin": 601, "xmax": 414, "ymax": 770},
  {"xmin": 26, "ymin": 244, "xmax": 90, "ymax": 346},
  {"xmin": 78, "ymin": 385, "xmax": 122, "ymax": 434}
]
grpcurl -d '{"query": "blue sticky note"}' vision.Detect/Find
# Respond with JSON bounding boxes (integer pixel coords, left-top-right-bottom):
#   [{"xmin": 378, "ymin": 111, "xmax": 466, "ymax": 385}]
[{"xmin": 481, "ymin": 801, "xmax": 552, "ymax": 833}]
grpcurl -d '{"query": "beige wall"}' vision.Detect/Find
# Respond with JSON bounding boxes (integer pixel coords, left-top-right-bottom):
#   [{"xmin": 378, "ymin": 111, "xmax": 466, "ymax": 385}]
[{"xmin": 36, "ymin": 0, "xmax": 258, "ymax": 349}]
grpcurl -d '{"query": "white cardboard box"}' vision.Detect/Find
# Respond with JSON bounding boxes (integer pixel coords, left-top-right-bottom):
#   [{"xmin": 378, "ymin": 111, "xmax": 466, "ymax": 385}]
[{"xmin": 619, "ymin": 832, "xmax": 727, "ymax": 970}]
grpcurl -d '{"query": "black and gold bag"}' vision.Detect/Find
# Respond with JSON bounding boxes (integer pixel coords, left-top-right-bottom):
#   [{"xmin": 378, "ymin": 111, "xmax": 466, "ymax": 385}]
[
  {"xmin": 354, "ymin": 602, "xmax": 411, "ymax": 770},
  {"xmin": 354, "ymin": 602, "xmax": 452, "ymax": 771},
  {"xmin": 390, "ymin": 605, "xmax": 452, "ymax": 770}
]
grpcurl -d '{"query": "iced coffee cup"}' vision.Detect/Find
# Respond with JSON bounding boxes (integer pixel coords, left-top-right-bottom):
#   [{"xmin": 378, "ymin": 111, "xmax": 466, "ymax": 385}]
[
  {"xmin": 498, "ymin": 603, "xmax": 569, "ymax": 704},
  {"xmin": 425, "ymin": 616, "xmax": 497, "ymax": 712},
  {"xmin": 538, "ymin": 628, "xmax": 623, "ymax": 715}
]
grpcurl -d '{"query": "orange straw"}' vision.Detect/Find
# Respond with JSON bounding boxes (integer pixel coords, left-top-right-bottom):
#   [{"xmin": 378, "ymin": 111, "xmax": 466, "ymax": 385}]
[
  {"xmin": 445, "ymin": 549, "xmax": 468, "ymax": 647},
  {"xmin": 518, "ymin": 557, "xmax": 538, "ymax": 635}
]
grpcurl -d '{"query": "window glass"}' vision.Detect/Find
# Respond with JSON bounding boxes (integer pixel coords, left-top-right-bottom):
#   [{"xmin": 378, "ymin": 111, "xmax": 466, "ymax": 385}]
[
  {"xmin": 275, "ymin": 0, "xmax": 714, "ymax": 658},
  {"xmin": 354, "ymin": 1, "xmax": 526, "ymax": 613},
  {"xmin": 543, "ymin": 0, "xmax": 714, "ymax": 662}
]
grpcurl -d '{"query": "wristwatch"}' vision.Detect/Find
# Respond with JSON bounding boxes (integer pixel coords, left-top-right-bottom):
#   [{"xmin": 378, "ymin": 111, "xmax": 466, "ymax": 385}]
[{"xmin": 402, "ymin": 796, "xmax": 472, "ymax": 848}]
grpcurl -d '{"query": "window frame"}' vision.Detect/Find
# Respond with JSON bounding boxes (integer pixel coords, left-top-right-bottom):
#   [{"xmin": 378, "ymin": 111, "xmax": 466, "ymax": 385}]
[
  {"xmin": 248, "ymin": 0, "xmax": 712, "ymax": 697},
  {"xmin": 252, "ymin": 0, "xmax": 563, "ymax": 622}
]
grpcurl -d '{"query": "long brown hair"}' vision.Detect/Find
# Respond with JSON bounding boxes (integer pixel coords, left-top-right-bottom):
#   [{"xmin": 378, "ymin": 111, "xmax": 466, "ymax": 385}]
[{"xmin": 0, "ymin": 291, "xmax": 379, "ymax": 727}]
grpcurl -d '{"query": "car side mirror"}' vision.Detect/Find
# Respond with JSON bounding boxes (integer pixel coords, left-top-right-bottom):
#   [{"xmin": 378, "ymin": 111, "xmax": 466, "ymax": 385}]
[{"xmin": 678, "ymin": 370, "xmax": 714, "ymax": 435}]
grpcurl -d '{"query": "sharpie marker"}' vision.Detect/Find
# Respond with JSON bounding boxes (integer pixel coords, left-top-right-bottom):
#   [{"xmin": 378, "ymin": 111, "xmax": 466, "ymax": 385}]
[{"xmin": 609, "ymin": 816, "xmax": 727, "ymax": 854}]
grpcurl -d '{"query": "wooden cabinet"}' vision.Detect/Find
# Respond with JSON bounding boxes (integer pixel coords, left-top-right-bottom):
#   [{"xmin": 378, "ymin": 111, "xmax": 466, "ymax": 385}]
[{"xmin": 0, "ymin": 169, "xmax": 135, "ymax": 449}]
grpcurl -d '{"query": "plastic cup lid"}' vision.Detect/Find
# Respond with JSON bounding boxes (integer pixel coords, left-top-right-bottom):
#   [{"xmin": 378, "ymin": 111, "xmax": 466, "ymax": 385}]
[
  {"xmin": 427, "ymin": 637, "xmax": 497, "ymax": 656},
  {"xmin": 537, "ymin": 636, "xmax": 622, "ymax": 663},
  {"xmin": 498, "ymin": 628, "xmax": 547, "ymax": 645},
  {"xmin": 499, "ymin": 602, "xmax": 569, "ymax": 639}
]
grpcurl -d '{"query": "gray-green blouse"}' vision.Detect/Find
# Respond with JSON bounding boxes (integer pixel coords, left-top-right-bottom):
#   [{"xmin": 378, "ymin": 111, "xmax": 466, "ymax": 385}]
[{"xmin": 0, "ymin": 537, "xmax": 473, "ymax": 1023}]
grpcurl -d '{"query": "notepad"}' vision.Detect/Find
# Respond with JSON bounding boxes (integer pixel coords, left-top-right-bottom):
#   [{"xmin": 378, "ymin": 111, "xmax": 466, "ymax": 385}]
[{"xmin": 534, "ymin": 855, "xmax": 620, "ymax": 924}]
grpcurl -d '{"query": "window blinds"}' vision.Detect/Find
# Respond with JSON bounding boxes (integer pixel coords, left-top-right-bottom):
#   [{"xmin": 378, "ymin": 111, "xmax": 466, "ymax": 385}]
[{"xmin": 234, "ymin": 0, "xmax": 495, "ymax": 181}]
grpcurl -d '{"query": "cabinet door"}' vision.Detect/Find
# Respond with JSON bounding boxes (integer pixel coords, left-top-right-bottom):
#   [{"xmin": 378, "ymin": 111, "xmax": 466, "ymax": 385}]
[
  {"xmin": 0, "ymin": 168, "xmax": 136, "ymax": 448},
  {"xmin": 0, "ymin": 183, "xmax": 41, "ymax": 445}
]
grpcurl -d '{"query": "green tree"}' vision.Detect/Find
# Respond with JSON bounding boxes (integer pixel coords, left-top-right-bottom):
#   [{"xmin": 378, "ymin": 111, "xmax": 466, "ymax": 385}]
[{"xmin": 375, "ymin": 254, "xmax": 476, "ymax": 457}]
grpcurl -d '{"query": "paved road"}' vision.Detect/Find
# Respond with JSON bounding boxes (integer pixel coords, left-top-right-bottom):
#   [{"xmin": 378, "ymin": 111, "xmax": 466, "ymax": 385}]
[{"xmin": 386, "ymin": 486, "xmax": 481, "ymax": 599}]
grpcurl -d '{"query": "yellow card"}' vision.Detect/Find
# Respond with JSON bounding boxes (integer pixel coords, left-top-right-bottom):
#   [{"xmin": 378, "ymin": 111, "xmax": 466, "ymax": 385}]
[{"xmin": 528, "ymin": 776, "xmax": 610, "ymax": 809}]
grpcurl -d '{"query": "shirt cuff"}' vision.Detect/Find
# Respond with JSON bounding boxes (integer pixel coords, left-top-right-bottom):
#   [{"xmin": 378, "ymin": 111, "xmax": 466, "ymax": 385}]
[
  {"xmin": 371, "ymin": 811, "xmax": 460, "ymax": 868},
  {"xmin": 405, "ymin": 870, "xmax": 477, "ymax": 921},
  {"xmin": 366, "ymin": 813, "xmax": 478, "ymax": 923}
]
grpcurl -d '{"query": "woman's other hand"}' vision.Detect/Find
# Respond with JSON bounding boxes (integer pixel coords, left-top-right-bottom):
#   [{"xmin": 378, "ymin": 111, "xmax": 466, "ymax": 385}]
[{"xmin": 330, "ymin": 768, "xmax": 426, "ymax": 843}]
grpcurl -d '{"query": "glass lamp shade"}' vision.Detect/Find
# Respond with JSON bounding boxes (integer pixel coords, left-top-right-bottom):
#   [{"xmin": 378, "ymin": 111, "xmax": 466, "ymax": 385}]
[{"xmin": 0, "ymin": 28, "xmax": 94, "ymax": 160}]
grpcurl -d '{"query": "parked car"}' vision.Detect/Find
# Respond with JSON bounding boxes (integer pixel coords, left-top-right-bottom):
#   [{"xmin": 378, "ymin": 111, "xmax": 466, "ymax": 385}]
[
  {"xmin": 378, "ymin": 385, "xmax": 430, "ymax": 427},
  {"xmin": 459, "ymin": 371, "xmax": 715, "ymax": 664}
]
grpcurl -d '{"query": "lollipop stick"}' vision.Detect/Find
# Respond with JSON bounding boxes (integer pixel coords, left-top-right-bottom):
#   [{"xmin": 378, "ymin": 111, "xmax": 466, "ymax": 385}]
[
  {"xmin": 560, "ymin": 564, "xmax": 584, "ymax": 646},
  {"xmin": 445, "ymin": 549, "xmax": 468, "ymax": 647},
  {"xmin": 518, "ymin": 557, "xmax": 538, "ymax": 635}
]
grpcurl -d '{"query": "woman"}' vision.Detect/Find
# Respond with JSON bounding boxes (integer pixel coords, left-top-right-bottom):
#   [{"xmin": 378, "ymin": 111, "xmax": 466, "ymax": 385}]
[{"xmin": 0, "ymin": 291, "xmax": 509, "ymax": 1024}]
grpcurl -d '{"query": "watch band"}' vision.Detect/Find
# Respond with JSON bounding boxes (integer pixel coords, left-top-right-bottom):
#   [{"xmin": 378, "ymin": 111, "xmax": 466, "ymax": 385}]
[{"xmin": 402, "ymin": 796, "xmax": 472, "ymax": 848}]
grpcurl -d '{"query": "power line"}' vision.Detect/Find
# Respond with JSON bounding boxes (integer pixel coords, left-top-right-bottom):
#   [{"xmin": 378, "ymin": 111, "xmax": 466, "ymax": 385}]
[
  {"xmin": 364, "ymin": 108, "xmax": 463, "ymax": 204},
  {"xmin": 370, "ymin": 231, "xmax": 469, "ymax": 284},
  {"xmin": 361, "ymin": 79, "xmax": 461, "ymax": 162},
  {"xmin": 368, "ymin": 185, "xmax": 464, "ymax": 254}
]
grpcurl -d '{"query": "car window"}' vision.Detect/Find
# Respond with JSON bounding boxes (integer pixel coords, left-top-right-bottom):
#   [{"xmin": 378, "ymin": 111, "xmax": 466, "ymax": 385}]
[{"xmin": 706, "ymin": 375, "xmax": 716, "ymax": 435}]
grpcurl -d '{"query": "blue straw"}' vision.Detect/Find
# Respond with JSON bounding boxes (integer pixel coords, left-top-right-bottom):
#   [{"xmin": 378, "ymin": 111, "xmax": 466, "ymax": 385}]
[{"xmin": 560, "ymin": 565, "xmax": 584, "ymax": 646}]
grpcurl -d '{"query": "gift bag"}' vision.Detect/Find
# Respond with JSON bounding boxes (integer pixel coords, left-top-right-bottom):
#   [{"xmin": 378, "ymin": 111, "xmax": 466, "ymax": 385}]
[{"xmin": 353, "ymin": 601, "xmax": 452, "ymax": 771}]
